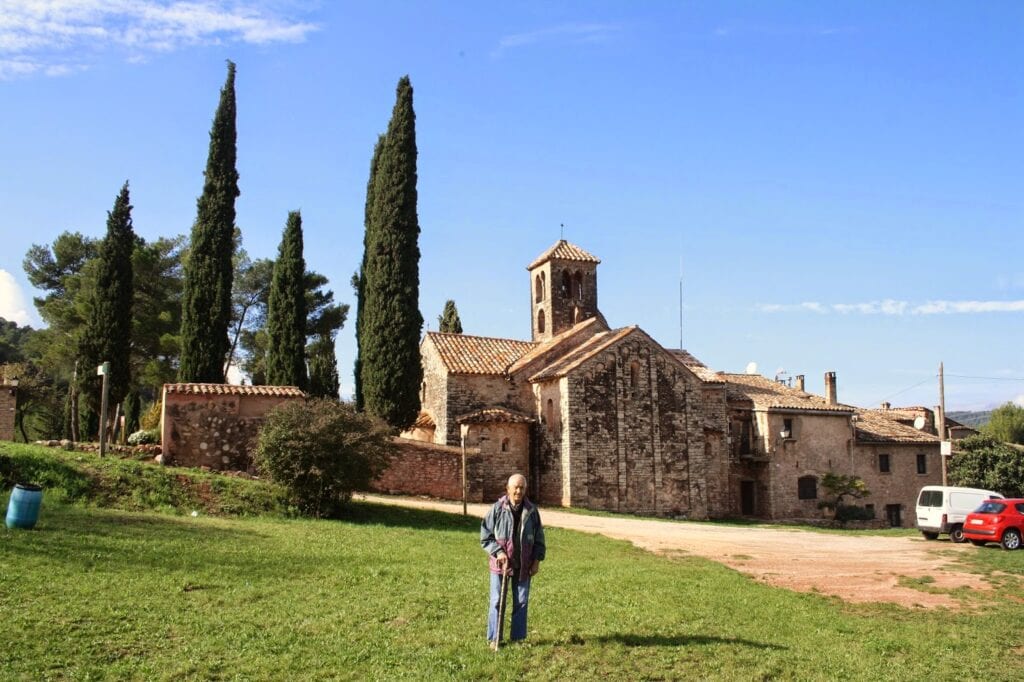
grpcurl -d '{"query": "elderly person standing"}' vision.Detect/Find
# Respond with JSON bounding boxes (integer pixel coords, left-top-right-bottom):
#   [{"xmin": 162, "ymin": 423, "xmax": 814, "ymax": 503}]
[{"xmin": 480, "ymin": 473, "xmax": 546, "ymax": 645}]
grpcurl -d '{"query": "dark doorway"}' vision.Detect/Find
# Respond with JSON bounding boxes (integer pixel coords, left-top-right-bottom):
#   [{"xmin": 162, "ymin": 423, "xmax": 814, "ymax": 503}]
[
  {"xmin": 885, "ymin": 504, "xmax": 902, "ymax": 528},
  {"xmin": 740, "ymin": 481, "xmax": 756, "ymax": 515}
]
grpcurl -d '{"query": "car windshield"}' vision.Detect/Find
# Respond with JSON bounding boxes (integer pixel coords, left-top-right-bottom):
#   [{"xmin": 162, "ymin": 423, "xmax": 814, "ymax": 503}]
[{"xmin": 975, "ymin": 501, "xmax": 1006, "ymax": 514}]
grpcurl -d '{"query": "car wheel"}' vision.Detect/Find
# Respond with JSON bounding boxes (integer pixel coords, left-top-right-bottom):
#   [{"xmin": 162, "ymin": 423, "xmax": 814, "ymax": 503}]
[
  {"xmin": 1001, "ymin": 528, "xmax": 1022, "ymax": 551},
  {"xmin": 969, "ymin": 540, "xmax": 986, "ymax": 547},
  {"xmin": 921, "ymin": 531, "xmax": 939, "ymax": 540},
  {"xmin": 950, "ymin": 525, "xmax": 966, "ymax": 543}
]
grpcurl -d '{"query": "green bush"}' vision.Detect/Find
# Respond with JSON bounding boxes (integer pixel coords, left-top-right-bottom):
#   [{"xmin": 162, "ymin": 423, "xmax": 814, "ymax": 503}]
[
  {"xmin": 835, "ymin": 505, "xmax": 876, "ymax": 522},
  {"xmin": 127, "ymin": 429, "xmax": 160, "ymax": 445},
  {"xmin": 255, "ymin": 399, "xmax": 395, "ymax": 518}
]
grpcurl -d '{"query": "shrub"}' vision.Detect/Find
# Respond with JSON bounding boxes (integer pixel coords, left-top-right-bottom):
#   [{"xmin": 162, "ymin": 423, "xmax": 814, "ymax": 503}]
[
  {"xmin": 835, "ymin": 505, "xmax": 876, "ymax": 522},
  {"xmin": 127, "ymin": 429, "xmax": 160, "ymax": 445},
  {"xmin": 140, "ymin": 400, "xmax": 162, "ymax": 431},
  {"xmin": 255, "ymin": 399, "xmax": 394, "ymax": 518}
]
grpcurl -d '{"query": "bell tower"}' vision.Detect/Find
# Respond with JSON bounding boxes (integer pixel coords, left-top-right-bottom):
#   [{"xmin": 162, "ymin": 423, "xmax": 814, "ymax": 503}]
[{"xmin": 527, "ymin": 240, "xmax": 601, "ymax": 342}]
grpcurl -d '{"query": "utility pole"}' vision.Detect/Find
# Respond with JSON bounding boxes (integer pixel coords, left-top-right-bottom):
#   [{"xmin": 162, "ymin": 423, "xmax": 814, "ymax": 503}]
[
  {"xmin": 460, "ymin": 423, "xmax": 469, "ymax": 516},
  {"xmin": 938, "ymin": 361, "xmax": 948, "ymax": 486},
  {"xmin": 97, "ymin": 362, "xmax": 110, "ymax": 457}
]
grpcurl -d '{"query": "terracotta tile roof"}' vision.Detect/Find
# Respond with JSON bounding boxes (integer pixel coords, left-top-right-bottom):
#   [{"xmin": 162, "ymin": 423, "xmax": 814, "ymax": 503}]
[
  {"xmin": 527, "ymin": 240, "xmax": 601, "ymax": 270},
  {"xmin": 412, "ymin": 411, "xmax": 435, "ymax": 428},
  {"xmin": 164, "ymin": 383, "xmax": 305, "ymax": 397},
  {"xmin": 529, "ymin": 327, "xmax": 637, "ymax": 382},
  {"xmin": 853, "ymin": 409, "xmax": 941, "ymax": 444},
  {"xmin": 721, "ymin": 374, "xmax": 853, "ymax": 413},
  {"xmin": 456, "ymin": 407, "xmax": 535, "ymax": 424},
  {"xmin": 667, "ymin": 349, "xmax": 725, "ymax": 384},
  {"xmin": 507, "ymin": 317, "xmax": 605, "ymax": 376},
  {"xmin": 426, "ymin": 332, "xmax": 535, "ymax": 375}
]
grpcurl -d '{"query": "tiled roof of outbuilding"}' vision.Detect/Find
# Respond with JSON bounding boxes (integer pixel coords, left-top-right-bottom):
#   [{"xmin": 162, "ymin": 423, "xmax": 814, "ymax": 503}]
[
  {"xmin": 667, "ymin": 349, "xmax": 725, "ymax": 384},
  {"xmin": 412, "ymin": 411, "xmax": 435, "ymax": 428},
  {"xmin": 456, "ymin": 408, "xmax": 535, "ymax": 424},
  {"xmin": 721, "ymin": 374, "xmax": 853, "ymax": 413},
  {"xmin": 426, "ymin": 332, "xmax": 535, "ymax": 375},
  {"xmin": 527, "ymin": 239, "xmax": 601, "ymax": 270},
  {"xmin": 163, "ymin": 383, "xmax": 305, "ymax": 397},
  {"xmin": 854, "ymin": 410, "xmax": 941, "ymax": 444}
]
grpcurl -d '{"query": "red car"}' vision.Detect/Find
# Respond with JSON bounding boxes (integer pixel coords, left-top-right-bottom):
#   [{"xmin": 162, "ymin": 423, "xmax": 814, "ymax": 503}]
[{"xmin": 962, "ymin": 498, "xmax": 1024, "ymax": 550}]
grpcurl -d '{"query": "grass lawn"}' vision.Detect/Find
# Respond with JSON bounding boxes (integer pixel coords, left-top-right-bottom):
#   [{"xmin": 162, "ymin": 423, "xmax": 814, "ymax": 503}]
[{"xmin": 2, "ymin": 443, "xmax": 1023, "ymax": 680}]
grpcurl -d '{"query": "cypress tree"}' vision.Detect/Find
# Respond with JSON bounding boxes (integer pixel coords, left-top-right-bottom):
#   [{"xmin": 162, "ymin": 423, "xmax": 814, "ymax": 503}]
[
  {"xmin": 354, "ymin": 134, "xmax": 384, "ymax": 412},
  {"xmin": 361, "ymin": 76, "xmax": 423, "ymax": 429},
  {"xmin": 179, "ymin": 60, "xmax": 239, "ymax": 383},
  {"xmin": 307, "ymin": 334, "xmax": 340, "ymax": 399},
  {"xmin": 438, "ymin": 300, "xmax": 463, "ymax": 333},
  {"xmin": 266, "ymin": 211, "xmax": 307, "ymax": 388},
  {"xmin": 79, "ymin": 182, "xmax": 135, "ymax": 412}
]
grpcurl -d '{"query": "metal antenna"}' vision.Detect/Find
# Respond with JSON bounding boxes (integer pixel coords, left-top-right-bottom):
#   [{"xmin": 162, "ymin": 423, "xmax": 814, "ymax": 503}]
[
  {"xmin": 679, "ymin": 254, "xmax": 684, "ymax": 350},
  {"xmin": 560, "ymin": 223, "xmax": 564, "ymax": 240}
]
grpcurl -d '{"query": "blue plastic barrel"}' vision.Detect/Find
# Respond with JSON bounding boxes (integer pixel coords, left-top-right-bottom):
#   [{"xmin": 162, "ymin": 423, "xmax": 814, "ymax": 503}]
[{"xmin": 6, "ymin": 484, "xmax": 43, "ymax": 529}]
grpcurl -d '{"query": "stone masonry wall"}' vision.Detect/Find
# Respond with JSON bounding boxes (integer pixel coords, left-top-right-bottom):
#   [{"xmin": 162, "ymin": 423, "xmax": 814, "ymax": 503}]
[
  {"xmin": 444, "ymin": 374, "xmax": 532, "ymax": 445},
  {"xmin": 419, "ymin": 341, "xmax": 449, "ymax": 444},
  {"xmin": 0, "ymin": 387, "xmax": 15, "ymax": 441},
  {"xmin": 851, "ymin": 442, "xmax": 941, "ymax": 527}
]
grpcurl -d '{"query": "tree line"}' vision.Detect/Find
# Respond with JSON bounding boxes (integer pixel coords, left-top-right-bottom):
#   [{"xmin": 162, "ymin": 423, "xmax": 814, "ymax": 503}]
[{"xmin": 3, "ymin": 66, "xmax": 466, "ymax": 443}]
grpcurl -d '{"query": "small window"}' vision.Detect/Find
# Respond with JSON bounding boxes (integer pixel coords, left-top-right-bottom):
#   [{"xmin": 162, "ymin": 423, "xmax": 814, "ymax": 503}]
[
  {"xmin": 573, "ymin": 271, "xmax": 584, "ymax": 301},
  {"xmin": 501, "ymin": 437, "xmax": 510, "ymax": 453},
  {"xmin": 534, "ymin": 274, "xmax": 544, "ymax": 303},
  {"xmin": 782, "ymin": 418, "xmax": 794, "ymax": 439},
  {"xmin": 878, "ymin": 453, "xmax": 891, "ymax": 473},
  {"xmin": 798, "ymin": 475, "xmax": 817, "ymax": 500},
  {"xmin": 630, "ymin": 361, "xmax": 640, "ymax": 392},
  {"xmin": 537, "ymin": 309, "xmax": 545, "ymax": 334},
  {"xmin": 546, "ymin": 399, "xmax": 554, "ymax": 433},
  {"xmin": 916, "ymin": 453, "xmax": 927, "ymax": 475},
  {"xmin": 561, "ymin": 271, "xmax": 571, "ymax": 298}
]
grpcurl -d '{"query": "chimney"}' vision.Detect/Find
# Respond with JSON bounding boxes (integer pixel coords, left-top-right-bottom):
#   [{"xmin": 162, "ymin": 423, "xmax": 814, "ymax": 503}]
[
  {"xmin": 881, "ymin": 401, "xmax": 891, "ymax": 410},
  {"xmin": 795, "ymin": 375, "xmax": 805, "ymax": 392},
  {"xmin": 824, "ymin": 371, "xmax": 837, "ymax": 405}
]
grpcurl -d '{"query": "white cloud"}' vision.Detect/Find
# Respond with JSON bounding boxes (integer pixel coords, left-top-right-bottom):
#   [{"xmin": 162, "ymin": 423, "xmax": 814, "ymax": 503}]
[
  {"xmin": 0, "ymin": 0, "xmax": 318, "ymax": 79},
  {"xmin": 758, "ymin": 299, "xmax": 1024, "ymax": 316},
  {"xmin": 493, "ymin": 23, "xmax": 620, "ymax": 56},
  {"xmin": 0, "ymin": 270, "xmax": 35, "ymax": 326}
]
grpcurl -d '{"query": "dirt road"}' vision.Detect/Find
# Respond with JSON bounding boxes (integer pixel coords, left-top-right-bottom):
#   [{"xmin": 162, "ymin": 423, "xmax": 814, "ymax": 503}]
[{"xmin": 358, "ymin": 494, "xmax": 987, "ymax": 608}]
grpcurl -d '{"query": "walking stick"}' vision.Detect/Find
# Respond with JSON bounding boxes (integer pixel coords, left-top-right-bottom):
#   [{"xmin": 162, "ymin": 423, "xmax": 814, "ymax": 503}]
[{"xmin": 492, "ymin": 568, "xmax": 509, "ymax": 652}]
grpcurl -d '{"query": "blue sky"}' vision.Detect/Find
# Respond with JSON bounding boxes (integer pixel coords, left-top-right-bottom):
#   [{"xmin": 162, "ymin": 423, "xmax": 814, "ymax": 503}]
[{"xmin": 1, "ymin": 1, "xmax": 1021, "ymax": 410}]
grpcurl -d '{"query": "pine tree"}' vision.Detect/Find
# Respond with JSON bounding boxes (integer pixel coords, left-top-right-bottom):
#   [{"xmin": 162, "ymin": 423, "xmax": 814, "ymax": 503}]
[
  {"xmin": 360, "ymin": 76, "xmax": 423, "ymax": 428},
  {"xmin": 266, "ymin": 211, "xmax": 307, "ymax": 388},
  {"xmin": 179, "ymin": 60, "xmax": 239, "ymax": 383},
  {"xmin": 437, "ymin": 300, "xmax": 463, "ymax": 333},
  {"xmin": 354, "ymin": 133, "xmax": 384, "ymax": 412},
  {"xmin": 79, "ymin": 182, "xmax": 135, "ymax": 413},
  {"xmin": 307, "ymin": 334, "xmax": 340, "ymax": 399}
]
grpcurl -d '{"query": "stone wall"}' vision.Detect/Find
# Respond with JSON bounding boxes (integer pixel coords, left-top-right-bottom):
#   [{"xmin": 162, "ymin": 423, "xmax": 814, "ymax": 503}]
[
  {"xmin": 161, "ymin": 391, "xmax": 301, "ymax": 472},
  {"xmin": 371, "ymin": 437, "xmax": 529, "ymax": 503},
  {"xmin": 0, "ymin": 386, "xmax": 15, "ymax": 441},
  {"xmin": 443, "ymin": 374, "xmax": 531, "ymax": 446},
  {"xmin": 851, "ymin": 442, "xmax": 941, "ymax": 527}
]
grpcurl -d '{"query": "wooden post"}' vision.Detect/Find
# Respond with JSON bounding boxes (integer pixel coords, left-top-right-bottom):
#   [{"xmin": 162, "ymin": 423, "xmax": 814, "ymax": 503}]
[
  {"xmin": 460, "ymin": 423, "xmax": 470, "ymax": 516},
  {"xmin": 97, "ymin": 362, "xmax": 110, "ymax": 457},
  {"xmin": 938, "ymin": 361, "xmax": 947, "ymax": 486}
]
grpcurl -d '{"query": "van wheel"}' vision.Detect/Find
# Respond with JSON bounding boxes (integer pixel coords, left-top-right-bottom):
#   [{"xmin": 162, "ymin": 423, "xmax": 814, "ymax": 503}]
[
  {"xmin": 950, "ymin": 525, "xmax": 966, "ymax": 543},
  {"xmin": 969, "ymin": 540, "xmax": 986, "ymax": 547},
  {"xmin": 921, "ymin": 531, "xmax": 939, "ymax": 540},
  {"xmin": 1001, "ymin": 528, "xmax": 1021, "ymax": 551}
]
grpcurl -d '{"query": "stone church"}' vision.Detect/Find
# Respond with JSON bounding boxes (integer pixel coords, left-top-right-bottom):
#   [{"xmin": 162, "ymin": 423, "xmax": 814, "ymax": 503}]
[{"xmin": 406, "ymin": 240, "xmax": 732, "ymax": 517}]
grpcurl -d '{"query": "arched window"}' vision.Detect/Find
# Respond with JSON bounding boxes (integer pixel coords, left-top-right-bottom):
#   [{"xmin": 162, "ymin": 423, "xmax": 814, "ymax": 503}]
[
  {"xmin": 797, "ymin": 476, "xmax": 818, "ymax": 500},
  {"xmin": 573, "ymin": 306, "xmax": 582, "ymax": 324},
  {"xmin": 537, "ymin": 309, "xmax": 546, "ymax": 334},
  {"xmin": 561, "ymin": 271, "xmax": 571, "ymax": 299},
  {"xmin": 573, "ymin": 271, "xmax": 584, "ymax": 301},
  {"xmin": 546, "ymin": 399, "xmax": 554, "ymax": 432},
  {"xmin": 630, "ymin": 361, "xmax": 640, "ymax": 392},
  {"xmin": 501, "ymin": 438, "xmax": 510, "ymax": 453},
  {"xmin": 534, "ymin": 274, "xmax": 544, "ymax": 303}
]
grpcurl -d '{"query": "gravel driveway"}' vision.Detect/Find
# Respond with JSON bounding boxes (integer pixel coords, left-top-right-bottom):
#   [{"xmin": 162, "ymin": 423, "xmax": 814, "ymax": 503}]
[{"xmin": 359, "ymin": 494, "xmax": 987, "ymax": 608}]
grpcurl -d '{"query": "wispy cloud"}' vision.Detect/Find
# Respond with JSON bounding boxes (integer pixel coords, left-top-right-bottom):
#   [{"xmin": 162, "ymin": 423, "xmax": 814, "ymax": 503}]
[
  {"xmin": 757, "ymin": 299, "xmax": 1024, "ymax": 315},
  {"xmin": 0, "ymin": 0, "xmax": 318, "ymax": 79},
  {"xmin": 493, "ymin": 23, "xmax": 620, "ymax": 56}
]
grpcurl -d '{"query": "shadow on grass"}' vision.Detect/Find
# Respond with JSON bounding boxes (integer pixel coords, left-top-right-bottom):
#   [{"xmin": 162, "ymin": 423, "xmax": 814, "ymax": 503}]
[
  {"xmin": 342, "ymin": 501, "xmax": 480, "ymax": 533},
  {"xmin": 590, "ymin": 632, "xmax": 786, "ymax": 650}
]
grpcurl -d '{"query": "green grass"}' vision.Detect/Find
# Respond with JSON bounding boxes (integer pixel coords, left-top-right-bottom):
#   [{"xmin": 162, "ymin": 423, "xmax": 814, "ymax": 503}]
[{"xmin": 2, "ymin": 443, "xmax": 1023, "ymax": 679}]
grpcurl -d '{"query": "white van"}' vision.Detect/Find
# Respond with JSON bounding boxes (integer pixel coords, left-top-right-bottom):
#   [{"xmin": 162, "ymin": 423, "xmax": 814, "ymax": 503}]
[{"xmin": 916, "ymin": 486, "xmax": 1004, "ymax": 542}]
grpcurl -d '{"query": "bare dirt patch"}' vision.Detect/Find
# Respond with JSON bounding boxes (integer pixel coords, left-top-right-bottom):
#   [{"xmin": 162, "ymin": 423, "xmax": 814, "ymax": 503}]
[{"xmin": 359, "ymin": 494, "xmax": 990, "ymax": 609}]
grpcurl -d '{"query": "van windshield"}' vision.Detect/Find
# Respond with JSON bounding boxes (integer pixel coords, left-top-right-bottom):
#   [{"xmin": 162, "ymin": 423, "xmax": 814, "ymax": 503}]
[
  {"xmin": 975, "ymin": 501, "xmax": 1006, "ymax": 514},
  {"xmin": 917, "ymin": 490, "xmax": 942, "ymax": 507}
]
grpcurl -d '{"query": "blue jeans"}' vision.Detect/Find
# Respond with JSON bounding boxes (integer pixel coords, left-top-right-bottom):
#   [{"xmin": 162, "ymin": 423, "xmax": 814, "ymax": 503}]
[{"xmin": 487, "ymin": 573, "xmax": 531, "ymax": 642}]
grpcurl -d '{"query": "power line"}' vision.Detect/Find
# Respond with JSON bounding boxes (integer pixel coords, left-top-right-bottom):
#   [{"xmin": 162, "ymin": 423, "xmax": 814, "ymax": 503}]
[
  {"xmin": 875, "ymin": 375, "xmax": 938, "ymax": 404},
  {"xmin": 946, "ymin": 374, "xmax": 1024, "ymax": 382}
]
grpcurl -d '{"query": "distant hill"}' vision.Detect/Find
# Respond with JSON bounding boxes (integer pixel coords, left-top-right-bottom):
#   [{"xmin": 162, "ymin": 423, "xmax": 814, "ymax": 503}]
[{"xmin": 947, "ymin": 410, "xmax": 991, "ymax": 428}]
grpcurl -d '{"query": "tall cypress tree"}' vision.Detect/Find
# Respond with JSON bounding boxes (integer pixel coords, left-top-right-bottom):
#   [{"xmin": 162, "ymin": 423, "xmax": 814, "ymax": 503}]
[
  {"xmin": 437, "ymin": 300, "xmax": 463, "ymax": 333},
  {"xmin": 266, "ymin": 211, "xmax": 307, "ymax": 388},
  {"xmin": 360, "ymin": 76, "xmax": 423, "ymax": 428},
  {"xmin": 354, "ymin": 133, "xmax": 384, "ymax": 412},
  {"xmin": 79, "ymin": 182, "xmax": 135, "ymax": 413},
  {"xmin": 179, "ymin": 60, "xmax": 239, "ymax": 383}
]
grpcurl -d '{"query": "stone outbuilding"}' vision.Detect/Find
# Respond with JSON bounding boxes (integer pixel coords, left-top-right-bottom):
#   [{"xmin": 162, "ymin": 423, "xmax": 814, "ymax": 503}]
[{"xmin": 160, "ymin": 383, "xmax": 305, "ymax": 472}]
